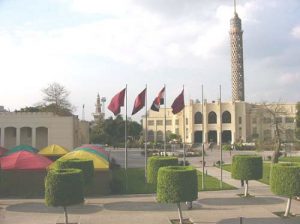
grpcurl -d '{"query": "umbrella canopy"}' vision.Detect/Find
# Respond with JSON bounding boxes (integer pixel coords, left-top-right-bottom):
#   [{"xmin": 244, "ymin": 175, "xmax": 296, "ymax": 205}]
[
  {"xmin": 74, "ymin": 147, "xmax": 109, "ymax": 162},
  {"xmin": 38, "ymin": 144, "xmax": 69, "ymax": 156},
  {"xmin": 54, "ymin": 150, "xmax": 109, "ymax": 170},
  {"xmin": 5, "ymin": 145, "xmax": 38, "ymax": 156},
  {"xmin": 0, "ymin": 146, "xmax": 8, "ymax": 156},
  {"xmin": 78, "ymin": 144, "xmax": 110, "ymax": 157},
  {"xmin": 0, "ymin": 151, "xmax": 52, "ymax": 170}
]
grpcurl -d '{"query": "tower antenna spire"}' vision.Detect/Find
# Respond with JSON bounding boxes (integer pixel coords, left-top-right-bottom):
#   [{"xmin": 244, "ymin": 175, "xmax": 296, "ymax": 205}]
[{"xmin": 234, "ymin": 0, "xmax": 237, "ymax": 14}]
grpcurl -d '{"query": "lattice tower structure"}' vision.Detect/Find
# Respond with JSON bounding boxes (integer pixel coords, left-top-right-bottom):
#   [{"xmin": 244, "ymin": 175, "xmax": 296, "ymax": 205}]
[{"xmin": 230, "ymin": 12, "xmax": 245, "ymax": 101}]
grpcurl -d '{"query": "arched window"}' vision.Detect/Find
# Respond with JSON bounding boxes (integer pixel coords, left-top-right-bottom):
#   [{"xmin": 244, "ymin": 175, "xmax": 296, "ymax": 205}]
[
  {"xmin": 194, "ymin": 112, "xmax": 203, "ymax": 124},
  {"xmin": 208, "ymin": 111, "xmax": 217, "ymax": 124},
  {"xmin": 222, "ymin": 111, "xmax": 231, "ymax": 123}
]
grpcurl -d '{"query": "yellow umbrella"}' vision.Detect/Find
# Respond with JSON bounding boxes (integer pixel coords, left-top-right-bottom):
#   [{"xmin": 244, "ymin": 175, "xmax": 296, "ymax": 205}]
[
  {"xmin": 51, "ymin": 150, "xmax": 109, "ymax": 170},
  {"xmin": 39, "ymin": 144, "xmax": 69, "ymax": 156}
]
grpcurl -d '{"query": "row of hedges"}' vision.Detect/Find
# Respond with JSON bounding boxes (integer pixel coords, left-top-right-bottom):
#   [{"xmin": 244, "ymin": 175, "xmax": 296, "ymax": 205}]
[{"xmin": 0, "ymin": 158, "xmax": 111, "ymax": 197}]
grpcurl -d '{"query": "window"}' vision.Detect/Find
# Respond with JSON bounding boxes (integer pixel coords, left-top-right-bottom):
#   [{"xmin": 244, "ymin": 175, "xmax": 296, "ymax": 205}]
[
  {"xmin": 156, "ymin": 120, "xmax": 163, "ymax": 126},
  {"xmin": 239, "ymin": 117, "xmax": 242, "ymax": 124},
  {"xmin": 263, "ymin": 117, "xmax": 271, "ymax": 124},
  {"xmin": 194, "ymin": 112, "xmax": 202, "ymax": 124},
  {"xmin": 148, "ymin": 120, "xmax": 154, "ymax": 126},
  {"xmin": 252, "ymin": 118, "xmax": 257, "ymax": 124},
  {"xmin": 166, "ymin": 120, "xmax": 172, "ymax": 126},
  {"xmin": 286, "ymin": 117, "xmax": 294, "ymax": 123},
  {"xmin": 175, "ymin": 128, "xmax": 179, "ymax": 135},
  {"xmin": 186, "ymin": 128, "xmax": 188, "ymax": 139},
  {"xmin": 253, "ymin": 127, "xmax": 257, "ymax": 134},
  {"xmin": 222, "ymin": 111, "xmax": 231, "ymax": 123},
  {"xmin": 175, "ymin": 119, "xmax": 179, "ymax": 125},
  {"xmin": 208, "ymin": 111, "xmax": 217, "ymax": 124},
  {"xmin": 186, "ymin": 118, "xmax": 188, "ymax": 125}
]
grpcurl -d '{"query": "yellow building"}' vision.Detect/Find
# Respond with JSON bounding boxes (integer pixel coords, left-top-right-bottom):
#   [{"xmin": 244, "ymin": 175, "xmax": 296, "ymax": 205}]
[
  {"xmin": 0, "ymin": 112, "xmax": 89, "ymax": 149},
  {"xmin": 143, "ymin": 101, "xmax": 296, "ymax": 145}
]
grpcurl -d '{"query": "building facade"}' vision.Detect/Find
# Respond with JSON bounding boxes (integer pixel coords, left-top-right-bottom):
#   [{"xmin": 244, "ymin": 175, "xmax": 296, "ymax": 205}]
[
  {"xmin": 0, "ymin": 112, "xmax": 89, "ymax": 150},
  {"xmin": 143, "ymin": 101, "xmax": 296, "ymax": 145}
]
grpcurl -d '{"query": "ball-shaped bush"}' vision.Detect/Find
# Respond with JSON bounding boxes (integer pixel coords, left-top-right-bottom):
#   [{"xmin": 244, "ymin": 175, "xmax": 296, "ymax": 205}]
[
  {"xmin": 231, "ymin": 155, "xmax": 263, "ymax": 180},
  {"xmin": 45, "ymin": 168, "xmax": 84, "ymax": 207},
  {"xmin": 147, "ymin": 156, "xmax": 178, "ymax": 184},
  {"xmin": 157, "ymin": 166, "xmax": 198, "ymax": 203},
  {"xmin": 270, "ymin": 163, "xmax": 300, "ymax": 197},
  {"xmin": 55, "ymin": 158, "xmax": 94, "ymax": 185}
]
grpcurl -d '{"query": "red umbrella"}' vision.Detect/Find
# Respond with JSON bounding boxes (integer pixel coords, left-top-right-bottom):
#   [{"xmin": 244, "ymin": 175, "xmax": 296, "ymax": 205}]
[
  {"xmin": 0, "ymin": 151, "xmax": 52, "ymax": 170},
  {"xmin": 0, "ymin": 146, "xmax": 8, "ymax": 156}
]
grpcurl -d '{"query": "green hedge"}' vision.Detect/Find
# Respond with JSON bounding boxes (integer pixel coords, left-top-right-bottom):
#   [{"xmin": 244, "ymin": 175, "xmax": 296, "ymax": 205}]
[
  {"xmin": 231, "ymin": 155, "xmax": 263, "ymax": 180},
  {"xmin": 270, "ymin": 163, "xmax": 300, "ymax": 197},
  {"xmin": 147, "ymin": 156, "xmax": 178, "ymax": 184},
  {"xmin": 55, "ymin": 158, "xmax": 94, "ymax": 185},
  {"xmin": 157, "ymin": 166, "xmax": 198, "ymax": 203},
  {"xmin": 45, "ymin": 169, "xmax": 84, "ymax": 207}
]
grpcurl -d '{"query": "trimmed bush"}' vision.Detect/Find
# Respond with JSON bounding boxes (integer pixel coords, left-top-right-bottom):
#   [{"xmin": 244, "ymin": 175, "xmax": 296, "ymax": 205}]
[
  {"xmin": 157, "ymin": 166, "xmax": 198, "ymax": 203},
  {"xmin": 147, "ymin": 156, "xmax": 178, "ymax": 184},
  {"xmin": 231, "ymin": 155, "xmax": 263, "ymax": 196},
  {"xmin": 55, "ymin": 158, "xmax": 94, "ymax": 185},
  {"xmin": 157, "ymin": 166, "xmax": 198, "ymax": 224},
  {"xmin": 231, "ymin": 155, "xmax": 263, "ymax": 180},
  {"xmin": 45, "ymin": 168, "xmax": 84, "ymax": 224},
  {"xmin": 270, "ymin": 163, "xmax": 300, "ymax": 217},
  {"xmin": 270, "ymin": 163, "xmax": 300, "ymax": 197},
  {"xmin": 45, "ymin": 168, "xmax": 84, "ymax": 207}
]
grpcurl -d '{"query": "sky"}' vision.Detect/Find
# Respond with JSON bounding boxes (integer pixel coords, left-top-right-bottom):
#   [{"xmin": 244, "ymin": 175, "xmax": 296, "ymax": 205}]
[{"xmin": 0, "ymin": 0, "xmax": 300, "ymax": 121}]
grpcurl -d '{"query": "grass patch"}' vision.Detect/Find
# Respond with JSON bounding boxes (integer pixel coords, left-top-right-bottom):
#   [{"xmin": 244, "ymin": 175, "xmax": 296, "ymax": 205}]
[
  {"xmin": 111, "ymin": 168, "xmax": 236, "ymax": 194},
  {"xmin": 218, "ymin": 163, "xmax": 271, "ymax": 185},
  {"xmin": 279, "ymin": 156, "xmax": 300, "ymax": 163},
  {"xmin": 197, "ymin": 171, "xmax": 236, "ymax": 191}
]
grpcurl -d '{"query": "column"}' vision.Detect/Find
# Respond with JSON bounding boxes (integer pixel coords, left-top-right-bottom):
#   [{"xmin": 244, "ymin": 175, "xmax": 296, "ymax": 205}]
[
  {"xmin": 32, "ymin": 127, "xmax": 36, "ymax": 148},
  {"xmin": 16, "ymin": 128, "xmax": 20, "ymax": 146},
  {"xmin": 0, "ymin": 127, "xmax": 4, "ymax": 147}
]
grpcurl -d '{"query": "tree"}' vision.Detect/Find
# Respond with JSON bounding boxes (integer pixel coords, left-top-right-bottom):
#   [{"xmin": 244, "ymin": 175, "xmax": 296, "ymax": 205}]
[
  {"xmin": 157, "ymin": 166, "xmax": 198, "ymax": 224},
  {"xmin": 90, "ymin": 115, "xmax": 143, "ymax": 147},
  {"xmin": 270, "ymin": 163, "xmax": 300, "ymax": 217},
  {"xmin": 296, "ymin": 102, "xmax": 300, "ymax": 141},
  {"xmin": 45, "ymin": 169, "xmax": 84, "ymax": 224},
  {"xmin": 42, "ymin": 82, "xmax": 74, "ymax": 116},
  {"xmin": 263, "ymin": 103, "xmax": 287, "ymax": 163},
  {"xmin": 231, "ymin": 155, "xmax": 263, "ymax": 196}
]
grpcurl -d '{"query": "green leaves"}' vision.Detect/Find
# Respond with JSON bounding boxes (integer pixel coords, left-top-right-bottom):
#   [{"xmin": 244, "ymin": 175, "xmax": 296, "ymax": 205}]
[{"xmin": 231, "ymin": 155, "xmax": 263, "ymax": 180}]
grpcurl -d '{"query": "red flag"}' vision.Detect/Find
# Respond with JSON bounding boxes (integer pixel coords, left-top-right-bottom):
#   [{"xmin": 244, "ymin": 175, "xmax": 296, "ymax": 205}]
[
  {"xmin": 132, "ymin": 88, "xmax": 146, "ymax": 115},
  {"xmin": 171, "ymin": 89, "xmax": 184, "ymax": 114},
  {"xmin": 108, "ymin": 88, "xmax": 126, "ymax": 116},
  {"xmin": 151, "ymin": 87, "xmax": 165, "ymax": 112}
]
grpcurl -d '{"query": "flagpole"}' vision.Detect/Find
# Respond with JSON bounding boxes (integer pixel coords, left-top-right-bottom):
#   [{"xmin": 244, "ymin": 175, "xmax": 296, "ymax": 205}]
[
  {"xmin": 202, "ymin": 84, "xmax": 205, "ymax": 190},
  {"xmin": 183, "ymin": 85, "xmax": 186, "ymax": 166},
  {"xmin": 125, "ymin": 84, "xmax": 128, "ymax": 171},
  {"xmin": 145, "ymin": 85, "xmax": 148, "ymax": 181},
  {"xmin": 219, "ymin": 85, "xmax": 223, "ymax": 189},
  {"xmin": 164, "ymin": 84, "xmax": 167, "ymax": 156}
]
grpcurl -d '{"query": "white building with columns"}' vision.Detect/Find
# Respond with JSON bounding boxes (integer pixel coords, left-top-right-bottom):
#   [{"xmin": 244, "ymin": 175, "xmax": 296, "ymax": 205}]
[{"xmin": 0, "ymin": 112, "xmax": 89, "ymax": 150}]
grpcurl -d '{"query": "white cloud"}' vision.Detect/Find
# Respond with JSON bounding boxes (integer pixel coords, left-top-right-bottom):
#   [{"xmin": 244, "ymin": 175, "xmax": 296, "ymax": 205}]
[{"xmin": 291, "ymin": 26, "xmax": 300, "ymax": 39}]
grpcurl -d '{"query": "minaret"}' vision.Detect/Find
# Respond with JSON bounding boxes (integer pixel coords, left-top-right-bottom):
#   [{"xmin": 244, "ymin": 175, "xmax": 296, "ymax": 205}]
[
  {"xmin": 230, "ymin": 0, "xmax": 245, "ymax": 101},
  {"xmin": 93, "ymin": 93, "xmax": 103, "ymax": 121}
]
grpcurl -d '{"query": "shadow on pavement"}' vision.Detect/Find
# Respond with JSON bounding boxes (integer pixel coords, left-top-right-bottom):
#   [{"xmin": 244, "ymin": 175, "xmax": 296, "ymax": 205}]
[
  {"xmin": 6, "ymin": 202, "xmax": 103, "ymax": 214},
  {"xmin": 216, "ymin": 217, "xmax": 300, "ymax": 224},
  {"xmin": 104, "ymin": 201, "xmax": 217, "ymax": 211},
  {"xmin": 199, "ymin": 196, "xmax": 284, "ymax": 206}
]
